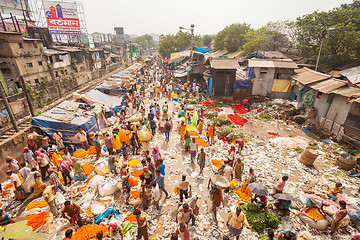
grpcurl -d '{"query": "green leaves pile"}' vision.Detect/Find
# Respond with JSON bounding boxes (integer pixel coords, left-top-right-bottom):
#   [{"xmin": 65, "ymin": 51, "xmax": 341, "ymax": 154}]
[{"xmin": 241, "ymin": 204, "xmax": 280, "ymax": 234}]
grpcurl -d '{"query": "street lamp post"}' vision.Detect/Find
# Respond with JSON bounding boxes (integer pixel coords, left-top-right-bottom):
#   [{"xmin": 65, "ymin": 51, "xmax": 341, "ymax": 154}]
[
  {"xmin": 315, "ymin": 28, "xmax": 335, "ymax": 71},
  {"xmin": 179, "ymin": 24, "xmax": 195, "ymax": 51}
]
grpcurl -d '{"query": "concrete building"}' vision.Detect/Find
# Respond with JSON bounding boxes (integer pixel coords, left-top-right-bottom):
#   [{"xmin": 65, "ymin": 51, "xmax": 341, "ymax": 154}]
[
  {"xmin": 248, "ymin": 59, "xmax": 298, "ymax": 98},
  {"xmin": 0, "ymin": 31, "xmax": 51, "ymax": 87}
]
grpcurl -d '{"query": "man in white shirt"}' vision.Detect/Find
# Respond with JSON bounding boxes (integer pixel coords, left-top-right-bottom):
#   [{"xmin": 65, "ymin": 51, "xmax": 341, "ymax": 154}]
[
  {"xmin": 189, "ymin": 137, "xmax": 198, "ymax": 162},
  {"xmin": 75, "ymin": 128, "xmax": 89, "ymax": 150},
  {"xmin": 19, "ymin": 163, "xmax": 31, "ymax": 181},
  {"xmin": 7, "ymin": 170, "xmax": 24, "ymax": 200},
  {"xmin": 151, "ymin": 181, "xmax": 161, "ymax": 211}
]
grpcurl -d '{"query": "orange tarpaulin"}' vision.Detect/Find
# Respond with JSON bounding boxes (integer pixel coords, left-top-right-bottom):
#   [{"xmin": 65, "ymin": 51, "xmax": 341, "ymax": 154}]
[{"xmin": 25, "ymin": 211, "xmax": 49, "ymax": 230}]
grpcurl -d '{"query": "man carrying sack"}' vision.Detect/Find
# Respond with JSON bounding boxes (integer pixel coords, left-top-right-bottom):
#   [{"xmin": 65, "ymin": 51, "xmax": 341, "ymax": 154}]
[{"xmin": 6, "ymin": 170, "xmax": 25, "ymax": 200}]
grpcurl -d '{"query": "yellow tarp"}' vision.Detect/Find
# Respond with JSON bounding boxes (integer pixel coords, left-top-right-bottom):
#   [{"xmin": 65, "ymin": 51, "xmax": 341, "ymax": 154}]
[{"xmin": 271, "ymin": 79, "xmax": 292, "ymax": 93}]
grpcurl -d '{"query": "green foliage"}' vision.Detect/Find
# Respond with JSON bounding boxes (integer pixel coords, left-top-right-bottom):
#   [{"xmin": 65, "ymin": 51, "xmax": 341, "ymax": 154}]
[
  {"xmin": 259, "ymin": 110, "xmax": 271, "ymax": 121},
  {"xmin": 41, "ymin": 77, "xmax": 50, "ymax": 86},
  {"xmin": 71, "ymin": 58, "xmax": 78, "ymax": 70},
  {"xmin": 158, "ymin": 31, "xmax": 202, "ymax": 58},
  {"xmin": 215, "ymin": 125, "xmax": 246, "ymax": 143},
  {"xmin": 201, "ymin": 34, "xmax": 213, "ymax": 47},
  {"xmin": 133, "ymin": 34, "xmax": 157, "ymax": 50},
  {"xmin": 340, "ymin": 145, "xmax": 359, "ymax": 156},
  {"xmin": 206, "ymin": 111, "xmax": 217, "ymax": 119},
  {"xmin": 47, "ymin": 63, "xmax": 54, "ymax": 74},
  {"xmin": 241, "ymin": 204, "xmax": 280, "ymax": 234},
  {"xmin": 295, "ymin": 2, "xmax": 360, "ymax": 70},
  {"xmin": 241, "ymin": 22, "xmax": 290, "ymax": 55},
  {"xmin": 293, "ymin": 147, "xmax": 304, "ymax": 154},
  {"xmin": 25, "ymin": 83, "xmax": 37, "ymax": 100},
  {"xmin": 214, "ymin": 23, "xmax": 251, "ymax": 52},
  {"xmin": 37, "ymin": 101, "xmax": 44, "ymax": 108},
  {"xmin": 308, "ymin": 141, "xmax": 319, "ymax": 150},
  {"xmin": 35, "ymin": 110, "xmax": 45, "ymax": 116}
]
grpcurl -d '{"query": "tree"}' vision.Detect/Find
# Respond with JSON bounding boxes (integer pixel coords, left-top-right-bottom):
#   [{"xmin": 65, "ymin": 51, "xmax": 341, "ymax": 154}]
[
  {"xmin": 214, "ymin": 23, "xmax": 251, "ymax": 52},
  {"xmin": 133, "ymin": 34, "xmax": 156, "ymax": 50},
  {"xmin": 241, "ymin": 22, "xmax": 290, "ymax": 55},
  {"xmin": 201, "ymin": 34, "xmax": 214, "ymax": 48},
  {"xmin": 158, "ymin": 31, "xmax": 201, "ymax": 58},
  {"xmin": 295, "ymin": 1, "xmax": 360, "ymax": 70}
]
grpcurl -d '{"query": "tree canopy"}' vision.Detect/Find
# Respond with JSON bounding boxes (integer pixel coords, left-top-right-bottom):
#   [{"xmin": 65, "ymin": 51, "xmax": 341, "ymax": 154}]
[
  {"xmin": 241, "ymin": 22, "xmax": 290, "ymax": 56},
  {"xmin": 133, "ymin": 34, "xmax": 156, "ymax": 50},
  {"xmin": 295, "ymin": 0, "xmax": 360, "ymax": 70},
  {"xmin": 158, "ymin": 31, "xmax": 201, "ymax": 58},
  {"xmin": 214, "ymin": 23, "xmax": 251, "ymax": 52}
]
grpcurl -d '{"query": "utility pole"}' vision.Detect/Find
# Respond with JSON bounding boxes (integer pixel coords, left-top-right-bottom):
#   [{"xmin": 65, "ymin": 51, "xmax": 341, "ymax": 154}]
[
  {"xmin": 19, "ymin": 76, "xmax": 35, "ymax": 117},
  {"xmin": 0, "ymin": 84, "xmax": 19, "ymax": 132}
]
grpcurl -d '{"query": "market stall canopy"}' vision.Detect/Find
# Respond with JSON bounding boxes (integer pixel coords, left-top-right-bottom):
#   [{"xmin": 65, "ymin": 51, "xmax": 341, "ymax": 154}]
[
  {"xmin": 248, "ymin": 59, "xmax": 298, "ymax": 69},
  {"xmin": 31, "ymin": 100, "xmax": 98, "ymax": 146}
]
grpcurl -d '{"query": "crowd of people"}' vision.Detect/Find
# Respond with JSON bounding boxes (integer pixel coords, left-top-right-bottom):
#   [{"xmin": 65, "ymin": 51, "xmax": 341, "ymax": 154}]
[{"xmin": 1, "ymin": 55, "xmax": 359, "ymax": 240}]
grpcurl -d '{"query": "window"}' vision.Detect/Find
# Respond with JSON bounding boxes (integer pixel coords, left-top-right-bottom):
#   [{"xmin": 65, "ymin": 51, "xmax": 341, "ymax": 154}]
[
  {"xmin": 26, "ymin": 62, "xmax": 33, "ymax": 67},
  {"xmin": 55, "ymin": 71, "xmax": 59, "ymax": 77},
  {"xmin": 34, "ymin": 79, "xmax": 39, "ymax": 84},
  {"xmin": 61, "ymin": 70, "xmax": 64, "ymax": 75},
  {"xmin": 18, "ymin": 43, "xmax": 23, "ymax": 49},
  {"xmin": 38, "ymin": 61, "xmax": 43, "ymax": 66},
  {"xmin": 33, "ymin": 42, "xmax": 38, "ymax": 48},
  {"xmin": 65, "ymin": 69, "xmax": 68, "ymax": 75}
]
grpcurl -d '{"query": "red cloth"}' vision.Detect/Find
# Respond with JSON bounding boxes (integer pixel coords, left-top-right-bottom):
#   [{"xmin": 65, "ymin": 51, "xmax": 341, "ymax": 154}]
[
  {"xmin": 267, "ymin": 131, "xmax": 280, "ymax": 136},
  {"xmin": 228, "ymin": 114, "xmax": 248, "ymax": 126},
  {"xmin": 257, "ymin": 109, "xmax": 262, "ymax": 113},
  {"xmin": 200, "ymin": 99, "xmax": 214, "ymax": 106},
  {"xmin": 222, "ymin": 133, "xmax": 228, "ymax": 143}
]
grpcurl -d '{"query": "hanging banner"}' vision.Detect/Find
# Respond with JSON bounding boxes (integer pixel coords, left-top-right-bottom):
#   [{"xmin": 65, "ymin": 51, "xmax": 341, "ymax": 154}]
[{"xmin": 43, "ymin": 1, "xmax": 81, "ymax": 35}]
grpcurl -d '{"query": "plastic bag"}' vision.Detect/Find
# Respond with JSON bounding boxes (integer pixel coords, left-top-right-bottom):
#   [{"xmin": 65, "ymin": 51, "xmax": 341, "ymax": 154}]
[
  {"xmin": 54, "ymin": 192, "xmax": 65, "ymax": 206},
  {"xmin": 98, "ymin": 180, "xmax": 119, "ymax": 197},
  {"xmin": 88, "ymin": 175, "xmax": 105, "ymax": 190}
]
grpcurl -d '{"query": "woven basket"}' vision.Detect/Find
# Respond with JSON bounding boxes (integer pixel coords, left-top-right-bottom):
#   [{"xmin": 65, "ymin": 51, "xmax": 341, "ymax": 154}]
[
  {"xmin": 299, "ymin": 147, "xmax": 319, "ymax": 165},
  {"xmin": 335, "ymin": 156, "xmax": 356, "ymax": 171}
]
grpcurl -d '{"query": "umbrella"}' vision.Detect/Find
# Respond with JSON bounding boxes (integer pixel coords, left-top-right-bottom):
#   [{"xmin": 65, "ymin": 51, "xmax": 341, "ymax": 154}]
[
  {"xmin": 0, "ymin": 221, "xmax": 48, "ymax": 240},
  {"xmin": 210, "ymin": 175, "xmax": 230, "ymax": 188},
  {"xmin": 247, "ymin": 182, "xmax": 268, "ymax": 196},
  {"xmin": 138, "ymin": 129, "xmax": 152, "ymax": 142},
  {"xmin": 274, "ymin": 193, "xmax": 294, "ymax": 201}
]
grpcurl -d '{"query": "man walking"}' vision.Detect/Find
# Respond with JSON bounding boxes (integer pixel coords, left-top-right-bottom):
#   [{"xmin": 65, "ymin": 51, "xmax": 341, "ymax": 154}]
[
  {"xmin": 179, "ymin": 175, "xmax": 191, "ymax": 203},
  {"xmin": 164, "ymin": 119, "xmax": 171, "ymax": 142},
  {"xmin": 151, "ymin": 182, "xmax": 161, "ymax": 212},
  {"xmin": 155, "ymin": 169, "xmax": 169, "ymax": 198},
  {"xmin": 189, "ymin": 137, "xmax": 198, "ymax": 162}
]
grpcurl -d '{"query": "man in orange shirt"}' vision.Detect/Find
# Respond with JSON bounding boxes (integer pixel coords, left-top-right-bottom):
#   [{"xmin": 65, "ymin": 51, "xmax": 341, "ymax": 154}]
[{"xmin": 207, "ymin": 123, "xmax": 214, "ymax": 146}]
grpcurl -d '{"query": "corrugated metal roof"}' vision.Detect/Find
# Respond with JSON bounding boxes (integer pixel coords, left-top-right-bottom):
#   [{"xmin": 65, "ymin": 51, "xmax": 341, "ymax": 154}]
[
  {"xmin": 340, "ymin": 65, "xmax": 360, "ymax": 84},
  {"xmin": 350, "ymin": 97, "xmax": 360, "ymax": 103},
  {"xmin": 292, "ymin": 67, "xmax": 331, "ymax": 84},
  {"xmin": 248, "ymin": 59, "xmax": 298, "ymax": 69},
  {"xmin": 210, "ymin": 58, "xmax": 240, "ymax": 70},
  {"xmin": 332, "ymin": 87, "xmax": 360, "ymax": 97},
  {"xmin": 309, "ymin": 78, "xmax": 347, "ymax": 93}
]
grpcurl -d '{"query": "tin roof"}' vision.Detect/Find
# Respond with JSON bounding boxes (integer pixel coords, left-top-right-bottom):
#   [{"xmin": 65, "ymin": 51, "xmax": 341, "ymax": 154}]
[
  {"xmin": 210, "ymin": 58, "xmax": 240, "ymax": 70},
  {"xmin": 340, "ymin": 65, "xmax": 360, "ymax": 84},
  {"xmin": 292, "ymin": 67, "xmax": 331, "ymax": 84},
  {"xmin": 332, "ymin": 87, "xmax": 360, "ymax": 97},
  {"xmin": 309, "ymin": 78, "xmax": 347, "ymax": 93},
  {"xmin": 248, "ymin": 59, "xmax": 298, "ymax": 69}
]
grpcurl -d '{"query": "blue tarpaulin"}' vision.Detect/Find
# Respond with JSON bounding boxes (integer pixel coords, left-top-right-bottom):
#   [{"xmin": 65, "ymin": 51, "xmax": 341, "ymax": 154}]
[
  {"xmin": 245, "ymin": 51, "xmax": 269, "ymax": 59},
  {"xmin": 207, "ymin": 78, "xmax": 213, "ymax": 92},
  {"xmin": 31, "ymin": 101, "xmax": 98, "ymax": 146},
  {"xmin": 194, "ymin": 47, "xmax": 213, "ymax": 53},
  {"xmin": 234, "ymin": 67, "xmax": 254, "ymax": 89}
]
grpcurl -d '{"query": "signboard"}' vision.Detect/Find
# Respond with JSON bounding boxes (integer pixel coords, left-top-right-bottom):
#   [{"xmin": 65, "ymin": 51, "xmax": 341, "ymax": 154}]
[
  {"xmin": 43, "ymin": 1, "xmax": 80, "ymax": 35},
  {"xmin": 0, "ymin": 0, "xmax": 32, "ymax": 17}
]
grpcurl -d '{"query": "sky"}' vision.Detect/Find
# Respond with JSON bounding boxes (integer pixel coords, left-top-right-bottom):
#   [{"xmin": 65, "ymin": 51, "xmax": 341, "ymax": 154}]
[{"xmin": 83, "ymin": 0, "xmax": 353, "ymax": 36}]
